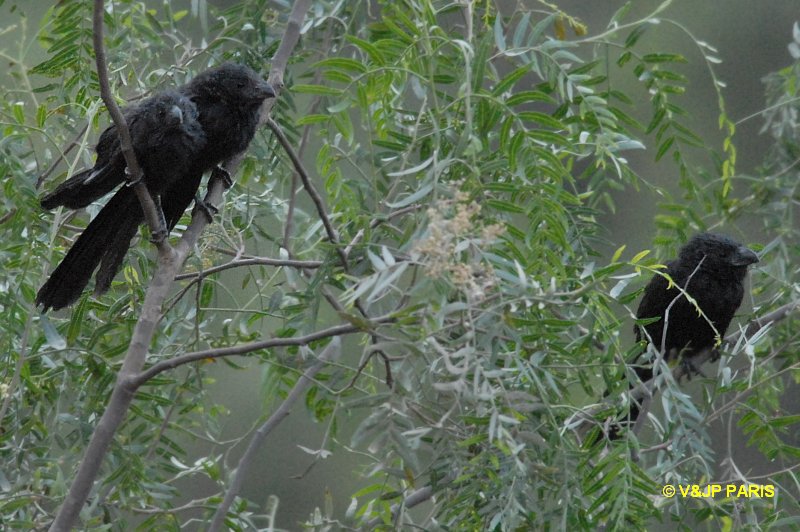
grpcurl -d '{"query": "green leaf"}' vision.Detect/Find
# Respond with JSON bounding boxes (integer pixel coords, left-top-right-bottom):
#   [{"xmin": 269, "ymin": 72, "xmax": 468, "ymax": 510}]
[
  {"xmin": 485, "ymin": 199, "xmax": 525, "ymax": 214},
  {"xmin": 312, "ymin": 57, "xmax": 367, "ymax": 74},
  {"xmin": 35, "ymin": 104, "xmax": 47, "ymax": 128},
  {"xmin": 642, "ymin": 53, "xmax": 687, "ymax": 63},
  {"xmin": 655, "ymin": 136, "xmax": 675, "ymax": 161},
  {"xmin": 630, "ymin": 249, "xmax": 650, "ymax": 264},
  {"xmin": 384, "ymin": 183, "xmax": 433, "ymax": 208},
  {"xmin": 293, "ymin": 84, "xmax": 343, "ymax": 96},
  {"xmin": 472, "ymin": 33, "xmax": 492, "ymax": 92},
  {"xmin": 517, "ymin": 111, "xmax": 563, "ymax": 129},
  {"xmin": 493, "ymin": 14, "xmax": 506, "ymax": 52},
  {"xmin": 512, "ymin": 12, "xmax": 531, "ymax": 48},
  {"xmin": 296, "ymin": 114, "xmax": 330, "ymax": 126},
  {"xmin": 492, "ymin": 66, "xmax": 529, "ymax": 96},
  {"xmin": 611, "ymin": 245, "xmax": 626, "ymax": 263},
  {"xmin": 506, "ymin": 91, "xmax": 554, "ymax": 106},
  {"xmin": 12, "ymin": 102, "xmax": 24, "ymax": 124},
  {"xmin": 345, "ymin": 35, "xmax": 386, "ymax": 65}
]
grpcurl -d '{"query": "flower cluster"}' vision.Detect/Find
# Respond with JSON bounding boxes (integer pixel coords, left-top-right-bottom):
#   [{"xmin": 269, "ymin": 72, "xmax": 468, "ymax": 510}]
[{"xmin": 413, "ymin": 189, "xmax": 505, "ymax": 301}]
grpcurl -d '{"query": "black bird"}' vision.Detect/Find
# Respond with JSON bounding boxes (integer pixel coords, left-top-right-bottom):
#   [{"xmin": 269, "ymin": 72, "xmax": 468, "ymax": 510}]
[
  {"xmin": 608, "ymin": 232, "xmax": 759, "ymax": 438},
  {"xmin": 37, "ymin": 91, "xmax": 205, "ymax": 312},
  {"xmin": 162, "ymin": 63, "xmax": 276, "ymax": 230},
  {"xmin": 36, "ymin": 64, "xmax": 275, "ymax": 312},
  {"xmin": 41, "ymin": 90, "xmax": 203, "ymax": 211}
]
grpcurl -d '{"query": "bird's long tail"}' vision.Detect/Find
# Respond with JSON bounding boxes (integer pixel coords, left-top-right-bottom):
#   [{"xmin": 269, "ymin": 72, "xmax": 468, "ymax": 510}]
[
  {"xmin": 94, "ymin": 170, "xmax": 206, "ymax": 294},
  {"xmin": 37, "ymin": 188, "xmax": 142, "ymax": 311},
  {"xmin": 94, "ymin": 213, "xmax": 142, "ymax": 296},
  {"xmin": 40, "ymin": 162, "xmax": 125, "ymax": 210}
]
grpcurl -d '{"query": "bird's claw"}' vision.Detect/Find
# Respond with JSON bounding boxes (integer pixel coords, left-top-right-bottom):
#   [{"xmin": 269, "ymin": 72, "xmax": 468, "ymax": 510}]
[
  {"xmin": 213, "ymin": 165, "xmax": 233, "ymax": 189},
  {"xmin": 679, "ymin": 357, "xmax": 706, "ymax": 380},
  {"xmin": 149, "ymin": 228, "xmax": 169, "ymax": 244},
  {"xmin": 193, "ymin": 193, "xmax": 218, "ymax": 223},
  {"xmin": 124, "ymin": 167, "xmax": 144, "ymax": 187}
]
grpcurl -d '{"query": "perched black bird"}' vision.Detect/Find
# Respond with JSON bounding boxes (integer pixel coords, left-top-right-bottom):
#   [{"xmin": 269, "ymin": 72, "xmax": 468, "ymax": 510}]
[
  {"xmin": 41, "ymin": 90, "xmax": 200, "ymax": 211},
  {"xmin": 608, "ymin": 232, "xmax": 759, "ymax": 438},
  {"xmin": 36, "ymin": 63, "xmax": 275, "ymax": 312},
  {"xmin": 162, "ymin": 62, "xmax": 276, "ymax": 230},
  {"xmin": 37, "ymin": 91, "xmax": 205, "ymax": 312}
]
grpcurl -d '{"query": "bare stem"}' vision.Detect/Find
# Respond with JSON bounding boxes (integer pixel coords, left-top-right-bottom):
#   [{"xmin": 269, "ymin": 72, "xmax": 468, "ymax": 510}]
[
  {"xmin": 90, "ymin": 0, "xmax": 167, "ymax": 247},
  {"xmin": 131, "ymin": 316, "xmax": 393, "ymax": 387},
  {"xmin": 266, "ymin": 117, "xmax": 348, "ymax": 269},
  {"xmin": 208, "ymin": 338, "xmax": 342, "ymax": 531}
]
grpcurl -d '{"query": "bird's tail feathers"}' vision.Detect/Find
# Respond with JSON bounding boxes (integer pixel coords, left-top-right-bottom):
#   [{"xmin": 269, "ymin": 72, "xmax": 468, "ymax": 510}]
[
  {"xmin": 95, "ymin": 214, "xmax": 142, "ymax": 295},
  {"xmin": 40, "ymin": 162, "xmax": 125, "ymax": 210},
  {"xmin": 36, "ymin": 189, "xmax": 140, "ymax": 311}
]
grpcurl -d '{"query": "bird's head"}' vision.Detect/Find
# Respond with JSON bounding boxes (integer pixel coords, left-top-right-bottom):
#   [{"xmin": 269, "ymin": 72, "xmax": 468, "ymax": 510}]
[
  {"xmin": 190, "ymin": 63, "xmax": 275, "ymax": 104},
  {"xmin": 679, "ymin": 232, "xmax": 759, "ymax": 279},
  {"xmin": 149, "ymin": 91, "xmax": 192, "ymax": 129}
]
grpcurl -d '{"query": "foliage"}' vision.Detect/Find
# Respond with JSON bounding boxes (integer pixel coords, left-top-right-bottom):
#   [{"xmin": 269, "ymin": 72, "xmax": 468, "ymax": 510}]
[{"xmin": 1, "ymin": 0, "xmax": 799, "ymax": 530}]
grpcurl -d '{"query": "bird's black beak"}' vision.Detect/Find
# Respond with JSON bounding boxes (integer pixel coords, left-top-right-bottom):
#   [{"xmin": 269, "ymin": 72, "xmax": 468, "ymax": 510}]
[
  {"xmin": 732, "ymin": 245, "xmax": 759, "ymax": 266},
  {"xmin": 257, "ymin": 79, "xmax": 276, "ymax": 100},
  {"xmin": 168, "ymin": 105, "xmax": 184, "ymax": 125}
]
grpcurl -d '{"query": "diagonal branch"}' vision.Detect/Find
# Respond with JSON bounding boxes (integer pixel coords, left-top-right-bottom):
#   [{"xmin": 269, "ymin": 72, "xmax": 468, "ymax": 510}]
[
  {"xmin": 173, "ymin": 256, "xmax": 323, "ymax": 280},
  {"xmin": 208, "ymin": 338, "xmax": 342, "ymax": 532},
  {"xmin": 365, "ymin": 474, "xmax": 455, "ymax": 529},
  {"xmin": 267, "ymin": 0, "xmax": 311, "ymax": 90},
  {"xmin": 91, "ymin": 0, "xmax": 167, "ymax": 248},
  {"xmin": 130, "ymin": 315, "xmax": 394, "ymax": 388},
  {"xmin": 266, "ymin": 117, "xmax": 348, "ymax": 269}
]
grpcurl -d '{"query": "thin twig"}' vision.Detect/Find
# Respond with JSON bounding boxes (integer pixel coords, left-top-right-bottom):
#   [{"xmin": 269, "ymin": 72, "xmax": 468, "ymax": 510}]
[
  {"xmin": 365, "ymin": 474, "xmax": 453, "ymax": 529},
  {"xmin": 0, "ymin": 298, "xmax": 34, "ymax": 431},
  {"xmin": 266, "ymin": 117, "xmax": 395, "ymax": 379},
  {"xmin": 36, "ymin": 123, "xmax": 89, "ymax": 189},
  {"xmin": 266, "ymin": 117, "xmax": 347, "ymax": 269},
  {"xmin": 131, "ymin": 315, "xmax": 394, "ymax": 388},
  {"xmin": 658, "ymin": 256, "xmax": 709, "ymax": 355},
  {"xmin": 283, "ymin": 20, "xmax": 335, "ymax": 253},
  {"xmin": 0, "ymin": 209, "xmax": 16, "ymax": 226},
  {"xmin": 174, "ymin": 256, "xmax": 323, "ymax": 280},
  {"xmin": 267, "ymin": 0, "xmax": 311, "ymax": 90},
  {"xmin": 90, "ymin": 0, "xmax": 167, "ymax": 248},
  {"xmin": 208, "ymin": 338, "xmax": 341, "ymax": 531}
]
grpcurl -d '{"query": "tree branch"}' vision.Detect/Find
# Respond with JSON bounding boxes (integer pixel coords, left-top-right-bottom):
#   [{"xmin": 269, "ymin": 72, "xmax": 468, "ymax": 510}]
[
  {"xmin": 208, "ymin": 338, "xmax": 342, "ymax": 532},
  {"xmin": 282, "ymin": 19, "xmax": 335, "ymax": 254},
  {"xmin": 267, "ymin": 0, "xmax": 311, "ymax": 91},
  {"xmin": 36, "ymin": 123, "xmax": 89, "ymax": 189},
  {"xmin": 90, "ymin": 0, "xmax": 168, "ymax": 248},
  {"xmin": 266, "ymin": 117, "xmax": 347, "ymax": 269},
  {"xmin": 131, "ymin": 316, "xmax": 394, "ymax": 388},
  {"xmin": 365, "ymin": 474, "xmax": 453, "ymax": 529},
  {"xmin": 173, "ymin": 256, "xmax": 323, "ymax": 280}
]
